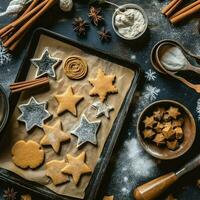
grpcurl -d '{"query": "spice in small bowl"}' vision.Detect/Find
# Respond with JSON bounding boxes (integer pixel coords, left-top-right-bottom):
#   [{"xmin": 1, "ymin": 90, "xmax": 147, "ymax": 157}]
[
  {"xmin": 137, "ymin": 100, "xmax": 196, "ymax": 160},
  {"xmin": 112, "ymin": 4, "xmax": 148, "ymax": 40}
]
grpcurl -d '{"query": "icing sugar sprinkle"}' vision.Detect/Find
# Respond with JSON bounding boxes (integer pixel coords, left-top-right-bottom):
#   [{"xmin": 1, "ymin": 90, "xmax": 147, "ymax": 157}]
[
  {"xmin": 0, "ymin": 42, "xmax": 12, "ymax": 65},
  {"xmin": 145, "ymin": 69, "xmax": 157, "ymax": 81}
]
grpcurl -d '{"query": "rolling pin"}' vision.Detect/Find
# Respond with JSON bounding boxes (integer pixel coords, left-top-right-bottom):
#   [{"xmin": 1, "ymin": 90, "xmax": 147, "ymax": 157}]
[{"xmin": 133, "ymin": 154, "xmax": 200, "ymax": 200}]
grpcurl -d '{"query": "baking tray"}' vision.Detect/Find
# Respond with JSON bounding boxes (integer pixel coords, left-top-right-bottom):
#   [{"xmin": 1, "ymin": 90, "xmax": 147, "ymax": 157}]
[{"xmin": 0, "ymin": 28, "xmax": 141, "ymax": 200}]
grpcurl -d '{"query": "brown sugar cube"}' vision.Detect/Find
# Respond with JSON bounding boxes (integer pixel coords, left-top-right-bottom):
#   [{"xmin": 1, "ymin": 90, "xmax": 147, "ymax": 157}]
[
  {"xmin": 143, "ymin": 116, "xmax": 156, "ymax": 128},
  {"xmin": 162, "ymin": 126, "xmax": 176, "ymax": 140},
  {"xmin": 143, "ymin": 129, "xmax": 156, "ymax": 139},
  {"xmin": 154, "ymin": 122, "xmax": 164, "ymax": 133},
  {"xmin": 153, "ymin": 134, "xmax": 165, "ymax": 146},
  {"xmin": 153, "ymin": 107, "xmax": 165, "ymax": 121},
  {"xmin": 175, "ymin": 127, "xmax": 184, "ymax": 140},
  {"xmin": 163, "ymin": 113, "xmax": 171, "ymax": 122},
  {"xmin": 166, "ymin": 140, "xmax": 179, "ymax": 151}
]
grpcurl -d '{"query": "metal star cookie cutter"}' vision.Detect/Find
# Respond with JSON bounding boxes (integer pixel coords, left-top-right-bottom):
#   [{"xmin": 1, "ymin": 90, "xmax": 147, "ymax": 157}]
[
  {"xmin": 30, "ymin": 48, "xmax": 61, "ymax": 79},
  {"xmin": 70, "ymin": 114, "xmax": 101, "ymax": 148},
  {"xmin": 17, "ymin": 96, "xmax": 51, "ymax": 132}
]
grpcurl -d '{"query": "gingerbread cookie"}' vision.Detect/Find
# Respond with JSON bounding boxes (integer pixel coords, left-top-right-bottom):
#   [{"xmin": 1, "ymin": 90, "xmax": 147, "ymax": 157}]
[
  {"xmin": 11, "ymin": 140, "xmax": 44, "ymax": 169},
  {"xmin": 41, "ymin": 120, "xmax": 71, "ymax": 153},
  {"xmin": 89, "ymin": 69, "xmax": 118, "ymax": 102},
  {"xmin": 63, "ymin": 56, "xmax": 88, "ymax": 80},
  {"xmin": 21, "ymin": 194, "xmax": 32, "ymax": 200},
  {"xmin": 55, "ymin": 86, "xmax": 83, "ymax": 116},
  {"xmin": 46, "ymin": 160, "xmax": 69, "ymax": 185},
  {"xmin": 103, "ymin": 196, "xmax": 114, "ymax": 200},
  {"xmin": 61, "ymin": 151, "xmax": 92, "ymax": 185}
]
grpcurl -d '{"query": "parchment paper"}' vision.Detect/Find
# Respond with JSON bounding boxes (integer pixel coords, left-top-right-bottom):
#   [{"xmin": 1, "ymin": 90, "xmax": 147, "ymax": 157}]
[{"xmin": 0, "ymin": 35, "xmax": 135, "ymax": 199}]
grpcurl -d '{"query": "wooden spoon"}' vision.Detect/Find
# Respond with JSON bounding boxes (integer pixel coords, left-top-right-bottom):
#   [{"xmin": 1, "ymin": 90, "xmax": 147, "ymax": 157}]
[
  {"xmin": 156, "ymin": 44, "xmax": 200, "ymax": 93},
  {"xmin": 157, "ymin": 42, "xmax": 200, "ymax": 74}
]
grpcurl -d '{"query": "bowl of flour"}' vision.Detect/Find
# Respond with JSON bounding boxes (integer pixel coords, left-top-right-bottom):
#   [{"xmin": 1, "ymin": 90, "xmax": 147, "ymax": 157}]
[{"xmin": 112, "ymin": 4, "xmax": 148, "ymax": 40}]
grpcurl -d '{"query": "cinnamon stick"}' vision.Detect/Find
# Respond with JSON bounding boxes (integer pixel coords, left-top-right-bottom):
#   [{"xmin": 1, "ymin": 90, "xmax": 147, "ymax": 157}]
[
  {"xmin": 161, "ymin": 0, "xmax": 181, "ymax": 15},
  {"xmin": 4, "ymin": 0, "xmax": 55, "ymax": 48},
  {"xmin": 165, "ymin": 0, "xmax": 183, "ymax": 17},
  {"xmin": 10, "ymin": 77, "xmax": 49, "ymax": 93},
  {"xmin": 170, "ymin": 1, "xmax": 200, "ymax": 24}
]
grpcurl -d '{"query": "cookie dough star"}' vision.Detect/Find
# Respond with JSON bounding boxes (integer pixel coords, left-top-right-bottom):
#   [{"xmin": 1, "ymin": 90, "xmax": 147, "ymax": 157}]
[
  {"xmin": 31, "ymin": 48, "xmax": 61, "ymax": 79},
  {"xmin": 18, "ymin": 97, "xmax": 51, "ymax": 131},
  {"xmin": 70, "ymin": 114, "xmax": 101, "ymax": 148},
  {"xmin": 46, "ymin": 160, "xmax": 69, "ymax": 185},
  {"xmin": 55, "ymin": 86, "xmax": 83, "ymax": 116},
  {"xmin": 40, "ymin": 120, "xmax": 71, "ymax": 153},
  {"xmin": 92, "ymin": 101, "xmax": 114, "ymax": 118},
  {"xmin": 61, "ymin": 152, "xmax": 92, "ymax": 185},
  {"xmin": 89, "ymin": 69, "xmax": 118, "ymax": 102},
  {"xmin": 166, "ymin": 106, "xmax": 181, "ymax": 119}
]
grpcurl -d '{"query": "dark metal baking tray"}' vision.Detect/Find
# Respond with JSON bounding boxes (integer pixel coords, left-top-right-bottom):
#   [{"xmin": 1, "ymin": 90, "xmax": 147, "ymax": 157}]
[{"xmin": 0, "ymin": 28, "xmax": 141, "ymax": 200}]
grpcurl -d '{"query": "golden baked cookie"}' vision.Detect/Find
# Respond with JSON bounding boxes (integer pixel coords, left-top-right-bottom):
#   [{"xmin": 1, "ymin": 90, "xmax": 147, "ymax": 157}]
[
  {"xmin": 55, "ymin": 86, "xmax": 83, "ymax": 116},
  {"xmin": 63, "ymin": 56, "xmax": 88, "ymax": 80},
  {"xmin": 61, "ymin": 151, "xmax": 92, "ymax": 185},
  {"xmin": 41, "ymin": 120, "xmax": 71, "ymax": 153},
  {"xmin": 89, "ymin": 69, "xmax": 118, "ymax": 102},
  {"xmin": 103, "ymin": 196, "xmax": 114, "ymax": 200},
  {"xmin": 46, "ymin": 160, "xmax": 68, "ymax": 185},
  {"xmin": 11, "ymin": 140, "xmax": 45, "ymax": 169},
  {"xmin": 166, "ymin": 106, "xmax": 181, "ymax": 119},
  {"xmin": 21, "ymin": 194, "xmax": 32, "ymax": 200}
]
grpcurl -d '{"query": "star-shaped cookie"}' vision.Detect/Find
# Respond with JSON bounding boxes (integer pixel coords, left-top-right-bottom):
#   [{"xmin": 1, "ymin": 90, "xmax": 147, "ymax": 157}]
[
  {"xmin": 40, "ymin": 120, "xmax": 71, "ymax": 153},
  {"xmin": 31, "ymin": 48, "xmax": 61, "ymax": 79},
  {"xmin": 55, "ymin": 86, "xmax": 83, "ymax": 116},
  {"xmin": 92, "ymin": 101, "xmax": 114, "ymax": 119},
  {"xmin": 166, "ymin": 107, "xmax": 181, "ymax": 119},
  {"xmin": 18, "ymin": 97, "xmax": 51, "ymax": 131},
  {"xmin": 46, "ymin": 160, "xmax": 69, "ymax": 185},
  {"xmin": 70, "ymin": 114, "xmax": 101, "ymax": 148},
  {"xmin": 89, "ymin": 69, "xmax": 118, "ymax": 102},
  {"xmin": 143, "ymin": 116, "xmax": 156, "ymax": 128},
  {"xmin": 61, "ymin": 152, "xmax": 92, "ymax": 185}
]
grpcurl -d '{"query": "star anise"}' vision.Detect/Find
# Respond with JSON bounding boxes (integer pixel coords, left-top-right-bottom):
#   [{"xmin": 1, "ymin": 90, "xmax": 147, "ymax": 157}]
[
  {"xmin": 72, "ymin": 17, "xmax": 89, "ymax": 36},
  {"xmin": 3, "ymin": 188, "xmax": 17, "ymax": 200},
  {"xmin": 98, "ymin": 27, "xmax": 111, "ymax": 42},
  {"xmin": 88, "ymin": 6, "xmax": 104, "ymax": 26}
]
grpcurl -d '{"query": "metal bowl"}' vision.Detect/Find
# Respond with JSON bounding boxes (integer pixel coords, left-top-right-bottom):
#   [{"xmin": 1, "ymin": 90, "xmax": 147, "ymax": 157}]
[
  {"xmin": 137, "ymin": 100, "xmax": 196, "ymax": 160},
  {"xmin": 0, "ymin": 85, "xmax": 9, "ymax": 134},
  {"xmin": 112, "ymin": 3, "xmax": 148, "ymax": 40}
]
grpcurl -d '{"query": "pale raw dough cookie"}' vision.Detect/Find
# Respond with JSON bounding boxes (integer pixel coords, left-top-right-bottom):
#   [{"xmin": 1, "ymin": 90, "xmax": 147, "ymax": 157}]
[
  {"xmin": 61, "ymin": 152, "xmax": 92, "ymax": 185},
  {"xmin": 40, "ymin": 120, "xmax": 71, "ymax": 153},
  {"xmin": 103, "ymin": 196, "xmax": 114, "ymax": 200},
  {"xmin": 21, "ymin": 194, "xmax": 32, "ymax": 200},
  {"xmin": 55, "ymin": 86, "xmax": 83, "ymax": 116},
  {"xmin": 11, "ymin": 140, "xmax": 44, "ymax": 169},
  {"xmin": 89, "ymin": 68, "xmax": 118, "ymax": 102},
  {"xmin": 46, "ymin": 160, "xmax": 69, "ymax": 185}
]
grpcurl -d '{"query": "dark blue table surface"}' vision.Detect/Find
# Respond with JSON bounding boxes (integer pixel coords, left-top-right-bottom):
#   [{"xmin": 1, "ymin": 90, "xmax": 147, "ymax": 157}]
[{"xmin": 0, "ymin": 0, "xmax": 200, "ymax": 199}]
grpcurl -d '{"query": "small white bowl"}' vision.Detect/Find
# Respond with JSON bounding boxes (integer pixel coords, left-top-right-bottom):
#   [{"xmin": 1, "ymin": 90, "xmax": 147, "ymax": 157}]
[{"xmin": 112, "ymin": 3, "xmax": 148, "ymax": 40}]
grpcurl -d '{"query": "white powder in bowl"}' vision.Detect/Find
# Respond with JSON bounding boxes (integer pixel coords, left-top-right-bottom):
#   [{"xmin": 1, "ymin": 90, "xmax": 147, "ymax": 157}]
[{"xmin": 114, "ymin": 8, "xmax": 146, "ymax": 39}]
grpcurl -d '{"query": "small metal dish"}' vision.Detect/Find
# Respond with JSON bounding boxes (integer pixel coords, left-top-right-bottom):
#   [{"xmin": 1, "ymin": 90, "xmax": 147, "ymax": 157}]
[
  {"xmin": 137, "ymin": 100, "xmax": 196, "ymax": 160},
  {"xmin": 112, "ymin": 3, "xmax": 148, "ymax": 40},
  {"xmin": 0, "ymin": 85, "xmax": 9, "ymax": 135}
]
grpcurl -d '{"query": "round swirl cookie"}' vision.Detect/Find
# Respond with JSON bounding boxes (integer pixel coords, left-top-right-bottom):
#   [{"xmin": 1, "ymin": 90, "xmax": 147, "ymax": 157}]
[{"xmin": 63, "ymin": 56, "xmax": 88, "ymax": 80}]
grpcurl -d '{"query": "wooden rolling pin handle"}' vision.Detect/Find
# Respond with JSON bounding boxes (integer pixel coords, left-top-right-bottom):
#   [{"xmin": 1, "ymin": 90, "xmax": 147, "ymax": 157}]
[{"xmin": 133, "ymin": 172, "xmax": 178, "ymax": 200}]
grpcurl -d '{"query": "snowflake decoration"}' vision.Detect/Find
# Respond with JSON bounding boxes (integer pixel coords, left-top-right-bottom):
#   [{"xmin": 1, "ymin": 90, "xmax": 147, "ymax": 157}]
[
  {"xmin": 144, "ymin": 85, "xmax": 160, "ymax": 102},
  {"xmin": 3, "ymin": 188, "xmax": 17, "ymax": 200},
  {"xmin": 145, "ymin": 69, "xmax": 157, "ymax": 81},
  {"xmin": 196, "ymin": 98, "xmax": 200, "ymax": 120},
  {"xmin": 132, "ymin": 84, "xmax": 160, "ymax": 126},
  {"xmin": 0, "ymin": 42, "xmax": 12, "ymax": 66}
]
